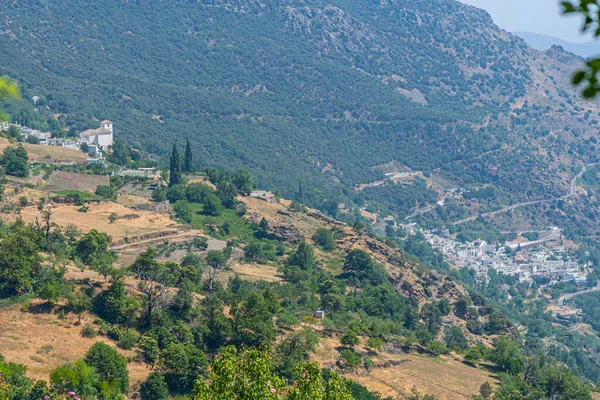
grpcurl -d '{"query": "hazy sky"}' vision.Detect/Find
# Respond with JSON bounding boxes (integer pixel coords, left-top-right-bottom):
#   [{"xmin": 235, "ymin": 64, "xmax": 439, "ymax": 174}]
[{"xmin": 459, "ymin": 0, "xmax": 592, "ymax": 43}]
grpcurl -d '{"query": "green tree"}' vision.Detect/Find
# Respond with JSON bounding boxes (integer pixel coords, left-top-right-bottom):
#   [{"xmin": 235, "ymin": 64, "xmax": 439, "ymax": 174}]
[
  {"xmin": 465, "ymin": 346, "xmax": 483, "ymax": 363},
  {"xmin": 140, "ymin": 372, "xmax": 169, "ymax": 400},
  {"xmin": 288, "ymin": 242, "xmax": 316, "ymax": 270},
  {"xmin": 0, "ymin": 76, "xmax": 20, "ymax": 102},
  {"xmin": 489, "ymin": 337, "xmax": 524, "ymax": 375},
  {"xmin": 95, "ymin": 185, "xmax": 117, "ymax": 201},
  {"xmin": 89, "ymin": 250, "xmax": 117, "ymax": 283},
  {"xmin": 231, "ymin": 291, "xmax": 277, "ymax": 347},
  {"xmin": 232, "ymin": 168, "xmax": 254, "ymax": 196},
  {"xmin": 174, "ymin": 200, "xmax": 193, "ymax": 223},
  {"xmin": 131, "ymin": 248, "xmax": 172, "ymax": 325},
  {"xmin": 93, "ymin": 274, "xmax": 139, "ymax": 325},
  {"xmin": 158, "ymin": 343, "xmax": 208, "ymax": 394},
  {"xmin": 203, "ymin": 193, "xmax": 222, "ymax": 216},
  {"xmin": 313, "ymin": 228, "xmax": 336, "ymax": 251},
  {"xmin": 444, "ymin": 326, "xmax": 468, "ymax": 352},
  {"xmin": 75, "ymin": 229, "xmax": 110, "ymax": 265},
  {"xmin": 195, "ymin": 346, "xmax": 353, "ymax": 400},
  {"xmin": 216, "ymin": 180, "xmax": 237, "ymax": 209},
  {"xmin": 50, "ymin": 360, "xmax": 98, "ymax": 399},
  {"xmin": 340, "ymin": 330, "xmax": 360, "ymax": 348},
  {"xmin": 343, "ymin": 249, "xmax": 374, "ymax": 280},
  {"xmin": 1, "ymin": 146, "xmax": 29, "ymax": 178},
  {"xmin": 108, "ymin": 139, "xmax": 132, "ymax": 166},
  {"xmin": 84, "ymin": 342, "xmax": 129, "ymax": 392},
  {"xmin": 366, "ymin": 337, "xmax": 384, "ymax": 353},
  {"xmin": 563, "ymin": 2, "xmax": 600, "ymax": 97},
  {"xmin": 169, "ymin": 143, "xmax": 183, "ymax": 187},
  {"xmin": 258, "ymin": 217, "xmax": 269, "ymax": 234},
  {"xmin": 276, "ymin": 329, "xmax": 320, "ymax": 379},
  {"xmin": 0, "ymin": 223, "xmax": 42, "ymax": 297},
  {"xmin": 183, "ymin": 138, "xmax": 194, "ymax": 173},
  {"xmin": 205, "ymin": 250, "xmax": 228, "ymax": 293},
  {"xmin": 479, "ymin": 381, "xmax": 493, "ymax": 400}
]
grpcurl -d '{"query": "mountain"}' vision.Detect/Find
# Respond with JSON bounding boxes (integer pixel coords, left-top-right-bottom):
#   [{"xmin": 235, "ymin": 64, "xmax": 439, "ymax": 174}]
[
  {"xmin": 514, "ymin": 31, "xmax": 600, "ymax": 58},
  {"xmin": 0, "ymin": 0, "xmax": 599, "ymax": 226}
]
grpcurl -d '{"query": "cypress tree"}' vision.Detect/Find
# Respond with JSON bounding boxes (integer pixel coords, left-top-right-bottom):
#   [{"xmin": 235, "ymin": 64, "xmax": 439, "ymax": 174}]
[
  {"xmin": 169, "ymin": 143, "xmax": 182, "ymax": 187},
  {"xmin": 297, "ymin": 181, "xmax": 304, "ymax": 203},
  {"xmin": 183, "ymin": 138, "xmax": 193, "ymax": 173}
]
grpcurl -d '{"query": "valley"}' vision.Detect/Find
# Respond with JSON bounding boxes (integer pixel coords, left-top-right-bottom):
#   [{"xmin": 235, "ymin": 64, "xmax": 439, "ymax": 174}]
[{"xmin": 1, "ymin": 0, "xmax": 600, "ymax": 399}]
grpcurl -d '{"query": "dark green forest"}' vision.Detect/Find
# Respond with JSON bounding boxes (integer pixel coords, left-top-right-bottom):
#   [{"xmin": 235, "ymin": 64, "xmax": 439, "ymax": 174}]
[{"xmin": 0, "ymin": 0, "xmax": 595, "ymax": 216}]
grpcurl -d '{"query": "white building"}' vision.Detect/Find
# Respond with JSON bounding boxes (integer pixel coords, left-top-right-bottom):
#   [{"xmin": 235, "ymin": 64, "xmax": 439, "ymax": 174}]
[{"xmin": 80, "ymin": 120, "xmax": 114, "ymax": 149}]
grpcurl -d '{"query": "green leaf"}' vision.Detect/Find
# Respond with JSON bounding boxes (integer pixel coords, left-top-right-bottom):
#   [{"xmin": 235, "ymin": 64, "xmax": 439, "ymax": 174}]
[
  {"xmin": 583, "ymin": 86, "xmax": 598, "ymax": 98},
  {"xmin": 562, "ymin": 2, "xmax": 576, "ymax": 13},
  {"xmin": 573, "ymin": 71, "xmax": 587, "ymax": 85}
]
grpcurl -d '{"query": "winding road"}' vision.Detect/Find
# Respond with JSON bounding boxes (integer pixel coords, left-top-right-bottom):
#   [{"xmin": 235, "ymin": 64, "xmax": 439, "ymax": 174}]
[
  {"xmin": 450, "ymin": 164, "xmax": 594, "ymax": 226},
  {"xmin": 557, "ymin": 282, "xmax": 600, "ymax": 307}
]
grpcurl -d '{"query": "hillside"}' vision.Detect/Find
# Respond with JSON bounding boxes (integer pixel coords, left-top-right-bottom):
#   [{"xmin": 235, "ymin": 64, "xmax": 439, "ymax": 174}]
[
  {"xmin": 1, "ymin": 0, "xmax": 599, "ymax": 224},
  {"xmin": 0, "ymin": 132, "xmax": 595, "ymax": 399}
]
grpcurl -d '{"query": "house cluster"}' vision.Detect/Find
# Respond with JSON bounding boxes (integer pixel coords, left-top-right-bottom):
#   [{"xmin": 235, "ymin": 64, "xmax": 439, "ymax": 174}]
[
  {"xmin": 416, "ymin": 227, "xmax": 588, "ymax": 286},
  {"xmin": 4, "ymin": 120, "xmax": 114, "ymax": 162}
]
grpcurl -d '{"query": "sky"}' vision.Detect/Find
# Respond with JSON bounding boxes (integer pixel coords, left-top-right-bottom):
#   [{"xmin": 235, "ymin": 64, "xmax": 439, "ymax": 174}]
[{"xmin": 459, "ymin": 0, "xmax": 592, "ymax": 43}]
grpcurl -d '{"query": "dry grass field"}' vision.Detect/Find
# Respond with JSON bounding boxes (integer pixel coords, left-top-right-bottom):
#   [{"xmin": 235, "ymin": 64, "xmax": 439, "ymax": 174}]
[
  {"xmin": 0, "ymin": 304, "xmax": 150, "ymax": 385},
  {"xmin": 15, "ymin": 202, "xmax": 178, "ymax": 241},
  {"xmin": 312, "ymin": 335, "xmax": 497, "ymax": 399},
  {"xmin": 0, "ymin": 137, "xmax": 88, "ymax": 164}
]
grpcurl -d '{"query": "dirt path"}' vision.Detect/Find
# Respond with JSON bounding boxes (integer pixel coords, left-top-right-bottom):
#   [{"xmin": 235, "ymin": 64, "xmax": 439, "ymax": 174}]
[{"xmin": 111, "ymin": 232, "xmax": 201, "ymax": 251}]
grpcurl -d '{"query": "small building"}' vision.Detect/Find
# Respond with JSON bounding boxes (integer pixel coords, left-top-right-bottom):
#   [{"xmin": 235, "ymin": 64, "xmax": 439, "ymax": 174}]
[
  {"xmin": 250, "ymin": 190, "xmax": 276, "ymax": 202},
  {"xmin": 314, "ymin": 310, "xmax": 326, "ymax": 319},
  {"xmin": 80, "ymin": 120, "xmax": 114, "ymax": 149}
]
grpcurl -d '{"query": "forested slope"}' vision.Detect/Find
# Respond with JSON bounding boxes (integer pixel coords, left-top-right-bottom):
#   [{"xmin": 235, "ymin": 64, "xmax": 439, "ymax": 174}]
[{"xmin": 0, "ymin": 0, "xmax": 598, "ymax": 215}]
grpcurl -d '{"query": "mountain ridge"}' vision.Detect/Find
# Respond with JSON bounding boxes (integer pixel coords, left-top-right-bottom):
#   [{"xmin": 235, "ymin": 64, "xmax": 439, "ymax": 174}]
[{"xmin": 0, "ymin": 0, "xmax": 598, "ymax": 227}]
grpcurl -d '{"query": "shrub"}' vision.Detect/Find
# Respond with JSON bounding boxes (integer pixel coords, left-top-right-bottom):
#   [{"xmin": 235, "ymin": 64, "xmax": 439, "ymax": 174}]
[
  {"xmin": 140, "ymin": 372, "xmax": 169, "ymax": 400},
  {"xmin": 81, "ymin": 324, "xmax": 97, "ymax": 338},
  {"xmin": 84, "ymin": 342, "xmax": 130, "ymax": 392},
  {"xmin": 363, "ymin": 356, "xmax": 375, "ymax": 372},
  {"xmin": 340, "ymin": 330, "xmax": 360, "ymax": 348},
  {"xmin": 338, "ymin": 349, "xmax": 362, "ymax": 370},
  {"xmin": 119, "ymin": 330, "xmax": 140, "ymax": 350},
  {"xmin": 313, "ymin": 228, "xmax": 336, "ymax": 251},
  {"xmin": 426, "ymin": 340, "xmax": 449, "ymax": 356},
  {"xmin": 366, "ymin": 337, "xmax": 385, "ymax": 352},
  {"xmin": 139, "ymin": 336, "xmax": 160, "ymax": 365}
]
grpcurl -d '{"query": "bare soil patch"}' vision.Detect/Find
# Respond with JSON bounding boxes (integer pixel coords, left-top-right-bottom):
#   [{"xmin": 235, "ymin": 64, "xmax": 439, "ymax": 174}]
[{"xmin": 44, "ymin": 171, "xmax": 109, "ymax": 192}]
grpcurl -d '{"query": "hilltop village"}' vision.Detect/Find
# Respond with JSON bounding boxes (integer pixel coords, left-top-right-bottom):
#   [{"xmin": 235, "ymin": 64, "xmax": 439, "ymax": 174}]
[
  {"xmin": 0, "ymin": 119, "xmax": 114, "ymax": 162},
  {"xmin": 399, "ymin": 223, "xmax": 589, "ymax": 287}
]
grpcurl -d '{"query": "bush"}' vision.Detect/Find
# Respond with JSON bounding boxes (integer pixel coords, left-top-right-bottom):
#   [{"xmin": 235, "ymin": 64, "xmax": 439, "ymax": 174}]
[
  {"xmin": 366, "ymin": 337, "xmax": 384, "ymax": 352},
  {"xmin": 139, "ymin": 336, "xmax": 160, "ymax": 365},
  {"xmin": 340, "ymin": 330, "xmax": 360, "ymax": 348},
  {"xmin": 119, "ymin": 330, "xmax": 140, "ymax": 350},
  {"xmin": 363, "ymin": 356, "xmax": 375, "ymax": 372},
  {"xmin": 426, "ymin": 340, "xmax": 449, "ymax": 356},
  {"xmin": 338, "ymin": 349, "xmax": 362, "ymax": 370},
  {"xmin": 140, "ymin": 372, "xmax": 169, "ymax": 400},
  {"xmin": 81, "ymin": 324, "xmax": 97, "ymax": 338},
  {"xmin": 313, "ymin": 228, "xmax": 336, "ymax": 251},
  {"xmin": 84, "ymin": 342, "xmax": 130, "ymax": 392},
  {"xmin": 95, "ymin": 185, "xmax": 117, "ymax": 201}
]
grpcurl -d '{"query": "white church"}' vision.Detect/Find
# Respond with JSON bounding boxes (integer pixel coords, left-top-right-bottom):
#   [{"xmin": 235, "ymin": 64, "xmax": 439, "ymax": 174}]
[{"xmin": 80, "ymin": 120, "xmax": 114, "ymax": 149}]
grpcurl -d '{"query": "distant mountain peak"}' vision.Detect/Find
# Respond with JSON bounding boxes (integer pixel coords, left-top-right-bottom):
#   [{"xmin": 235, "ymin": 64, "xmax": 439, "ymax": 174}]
[{"xmin": 514, "ymin": 31, "xmax": 600, "ymax": 58}]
